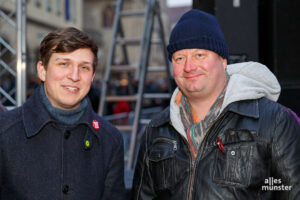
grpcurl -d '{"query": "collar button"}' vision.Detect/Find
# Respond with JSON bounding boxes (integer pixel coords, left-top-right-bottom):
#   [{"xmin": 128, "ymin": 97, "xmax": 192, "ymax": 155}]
[
  {"xmin": 62, "ymin": 185, "xmax": 69, "ymax": 194},
  {"xmin": 64, "ymin": 131, "xmax": 71, "ymax": 139}
]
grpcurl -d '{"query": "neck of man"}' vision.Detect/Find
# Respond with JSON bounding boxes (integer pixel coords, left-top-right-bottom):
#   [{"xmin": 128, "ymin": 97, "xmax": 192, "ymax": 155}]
[
  {"xmin": 187, "ymin": 93, "xmax": 220, "ymax": 121},
  {"xmin": 184, "ymin": 76, "xmax": 227, "ymax": 121},
  {"xmin": 40, "ymin": 85, "xmax": 87, "ymax": 125}
]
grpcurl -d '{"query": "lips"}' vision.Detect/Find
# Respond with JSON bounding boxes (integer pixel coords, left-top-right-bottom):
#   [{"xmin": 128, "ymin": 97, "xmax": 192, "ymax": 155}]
[{"xmin": 185, "ymin": 73, "xmax": 203, "ymax": 79}]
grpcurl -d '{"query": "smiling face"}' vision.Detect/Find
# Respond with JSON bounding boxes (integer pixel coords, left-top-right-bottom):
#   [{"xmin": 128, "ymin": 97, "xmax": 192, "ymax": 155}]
[
  {"xmin": 37, "ymin": 48, "xmax": 95, "ymax": 110},
  {"xmin": 172, "ymin": 48, "xmax": 227, "ymax": 100}
]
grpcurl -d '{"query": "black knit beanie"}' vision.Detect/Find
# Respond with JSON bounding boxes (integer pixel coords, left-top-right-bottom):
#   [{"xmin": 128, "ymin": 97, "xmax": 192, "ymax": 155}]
[{"xmin": 167, "ymin": 9, "xmax": 229, "ymax": 61}]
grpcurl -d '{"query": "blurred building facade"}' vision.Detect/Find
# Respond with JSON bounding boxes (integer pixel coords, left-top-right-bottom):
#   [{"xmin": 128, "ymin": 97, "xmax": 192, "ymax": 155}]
[
  {"xmin": 1, "ymin": 0, "xmax": 188, "ymax": 107},
  {"xmin": 0, "ymin": 0, "xmax": 82, "ymax": 76},
  {"xmin": 83, "ymin": 0, "xmax": 171, "ymax": 81},
  {"xmin": 0, "ymin": 0, "xmax": 83, "ymax": 103}
]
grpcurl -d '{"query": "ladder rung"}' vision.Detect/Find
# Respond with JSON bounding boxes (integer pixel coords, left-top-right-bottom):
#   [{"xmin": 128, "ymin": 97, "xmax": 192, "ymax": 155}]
[
  {"xmin": 116, "ymin": 38, "xmax": 161, "ymax": 45},
  {"xmin": 111, "ymin": 65, "xmax": 136, "ymax": 72},
  {"xmin": 140, "ymin": 119, "xmax": 151, "ymax": 125},
  {"xmin": 105, "ymin": 94, "xmax": 170, "ymax": 102},
  {"xmin": 151, "ymin": 38, "xmax": 162, "ymax": 44},
  {"xmin": 106, "ymin": 95, "xmax": 137, "ymax": 102},
  {"xmin": 143, "ymin": 93, "xmax": 171, "ymax": 99},
  {"xmin": 116, "ymin": 38, "xmax": 140, "ymax": 45},
  {"xmin": 148, "ymin": 66, "xmax": 167, "ymax": 72},
  {"xmin": 116, "ymin": 125, "xmax": 134, "ymax": 131},
  {"xmin": 110, "ymin": 65, "xmax": 166, "ymax": 72},
  {"xmin": 120, "ymin": 10, "xmax": 145, "ymax": 17}
]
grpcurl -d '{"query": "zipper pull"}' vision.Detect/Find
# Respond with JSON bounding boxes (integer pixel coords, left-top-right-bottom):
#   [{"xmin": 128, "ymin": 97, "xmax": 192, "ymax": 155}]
[{"xmin": 191, "ymin": 160, "xmax": 196, "ymax": 168}]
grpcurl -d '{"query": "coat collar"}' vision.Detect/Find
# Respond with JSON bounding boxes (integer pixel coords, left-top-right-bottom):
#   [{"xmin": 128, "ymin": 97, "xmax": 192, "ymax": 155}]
[{"xmin": 22, "ymin": 86, "xmax": 102, "ymax": 140}]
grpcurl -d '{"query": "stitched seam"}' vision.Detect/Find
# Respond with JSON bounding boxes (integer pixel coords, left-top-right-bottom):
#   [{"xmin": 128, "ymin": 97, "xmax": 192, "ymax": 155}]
[
  {"xmin": 136, "ymin": 126, "xmax": 151, "ymax": 198},
  {"xmin": 272, "ymin": 108, "xmax": 290, "ymax": 190}
]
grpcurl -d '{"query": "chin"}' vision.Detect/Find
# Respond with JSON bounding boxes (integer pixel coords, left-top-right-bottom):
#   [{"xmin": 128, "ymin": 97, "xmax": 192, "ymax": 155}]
[
  {"xmin": 60, "ymin": 100, "xmax": 81, "ymax": 109},
  {"xmin": 62, "ymin": 104, "xmax": 80, "ymax": 110},
  {"xmin": 186, "ymin": 86, "xmax": 203, "ymax": 93}
]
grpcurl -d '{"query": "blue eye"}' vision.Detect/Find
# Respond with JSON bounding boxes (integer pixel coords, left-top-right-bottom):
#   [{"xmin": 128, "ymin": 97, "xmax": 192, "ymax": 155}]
[
  {"xmin": 81, "ymin": 66, "xmax": 91, "ymax": 71},
  {"xmin": 174, "ymin": 57, "xmax": 183, "ymax": 62},
  {"xmin": 59, "ymin": 62, "xmax": 67, "ymax": 66}
]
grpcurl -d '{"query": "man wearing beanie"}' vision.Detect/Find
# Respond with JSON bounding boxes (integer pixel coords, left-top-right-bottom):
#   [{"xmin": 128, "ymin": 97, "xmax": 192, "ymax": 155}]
[
  {"xmin": 0, "ymin": 27, "xmax": 125, "ymax": 199},
  {"xmin": 132, "ymin": 9, "xmax": 300, "ymax": 199}
]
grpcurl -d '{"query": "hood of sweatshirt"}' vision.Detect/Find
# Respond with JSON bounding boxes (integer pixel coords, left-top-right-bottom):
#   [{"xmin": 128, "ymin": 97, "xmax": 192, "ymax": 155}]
[{"xmin": 170, "ymin": 61, "xmax": 281, "ymax": 139}]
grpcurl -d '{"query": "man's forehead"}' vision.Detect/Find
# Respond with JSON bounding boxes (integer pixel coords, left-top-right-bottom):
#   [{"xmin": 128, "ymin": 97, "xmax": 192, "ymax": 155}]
[
  {"xmin": 173, "ymin": 48, "xmax": 210, "ymax": 55},
  {"xmin": 50, "ymin": 49, "xmax": 94, "ymax": 63}
]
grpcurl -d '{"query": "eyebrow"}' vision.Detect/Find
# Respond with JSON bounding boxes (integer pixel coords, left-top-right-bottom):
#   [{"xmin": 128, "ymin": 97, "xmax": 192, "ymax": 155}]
[
  {"xmin": 81, "ymin": 61, "xmax": 93, "ymax": 65},
  {"xmin": 194, "ymin": 49, "xmax": 207, "ymax": 53},
  {"xmin": 55, "ymin": 58, "xmax": 70, "ymax": 61},
  {"xmin": 55, "ymin": 58, "xmax": 93, "ymax": 65}
]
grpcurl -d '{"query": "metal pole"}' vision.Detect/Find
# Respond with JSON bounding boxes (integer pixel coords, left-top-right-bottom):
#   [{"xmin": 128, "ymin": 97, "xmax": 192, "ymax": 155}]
[
  {"xmin": 127, "ymin": 0, "xmax": 156, "ymax": 170},
  {"xmin": 98, "ymin": 0, "xmax": 124, "ymax": 115},
  {"xmin": 16, "ymin": 0, "xmax": 27, "ymax": 106},
  {"xmin": 156, "ymin": 2, "xmax": 173, "ymax": 93}
]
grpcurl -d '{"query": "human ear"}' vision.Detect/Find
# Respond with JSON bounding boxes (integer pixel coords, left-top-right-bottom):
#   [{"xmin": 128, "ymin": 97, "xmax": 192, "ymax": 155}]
[
  {"xmin": 221, "ymin": 57, "xmax": 227, "ymax": 70},
  {"xmin": 92, "ymin": 72, "xmax": 96, "ymax": 82},
  {"xmin": 37, "ymin": 61, "xmax": 46, "ymax": 82}
]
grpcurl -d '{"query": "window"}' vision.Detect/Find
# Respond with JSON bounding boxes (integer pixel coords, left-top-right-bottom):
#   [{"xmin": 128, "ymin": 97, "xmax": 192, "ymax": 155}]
[
  {"xmin": 54, "ymin": 0, "xmax": 61, "ymax": 15},
  {"xmin": 34, "ymin": 0, "xmax": 41, "ymax": 7},
  {"xmin": 102, "ymin": 4, "xmax": 115, "ymax": 28},
  {"xmin": 45, "ymin": 0, "xmax": 51, "ymax": 12}
]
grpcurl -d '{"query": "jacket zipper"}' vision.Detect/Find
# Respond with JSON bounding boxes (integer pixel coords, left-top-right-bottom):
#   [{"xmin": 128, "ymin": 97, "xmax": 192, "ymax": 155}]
[
  {"xmin": 186, "ymin": 111, "xmax": 228, "ymax": 200},
  {"xmin": 170, "ymin": 122, "xmax": 194, "ymax": 200}
]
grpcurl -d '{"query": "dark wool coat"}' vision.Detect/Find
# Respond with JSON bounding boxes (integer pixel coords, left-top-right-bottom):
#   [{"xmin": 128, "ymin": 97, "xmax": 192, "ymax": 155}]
[{"xmin": 0, "ymin": 88, "xmax": 125, "ymax": 200}]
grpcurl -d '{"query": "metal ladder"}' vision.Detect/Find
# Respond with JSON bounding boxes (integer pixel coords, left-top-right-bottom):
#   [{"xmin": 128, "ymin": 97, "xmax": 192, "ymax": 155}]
[{"xmin": 98, "ymin": 0, "xmax": 172, "ymax": 169}]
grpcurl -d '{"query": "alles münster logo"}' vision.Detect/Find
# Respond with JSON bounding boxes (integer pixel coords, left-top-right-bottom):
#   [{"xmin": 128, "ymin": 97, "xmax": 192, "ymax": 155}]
[{"xmin": 262, "ymin": 177, "xmax": 292, "ymax": 191}]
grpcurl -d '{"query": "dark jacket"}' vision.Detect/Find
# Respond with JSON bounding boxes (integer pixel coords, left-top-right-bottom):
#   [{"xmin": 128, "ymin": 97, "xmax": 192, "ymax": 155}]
[
  {"xmin": 0, "ymin": 88, "xmax": 125, "ymax": 200},
  {"xmin": 132, "ymin": 98, "xmax": 300, "ymax": 200}
]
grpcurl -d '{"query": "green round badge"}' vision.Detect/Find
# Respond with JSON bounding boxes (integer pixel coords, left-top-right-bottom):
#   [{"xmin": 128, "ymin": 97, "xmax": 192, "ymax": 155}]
[{"xmin": 85, "ymin": 140, "xmax": 90, "ymax": 147}]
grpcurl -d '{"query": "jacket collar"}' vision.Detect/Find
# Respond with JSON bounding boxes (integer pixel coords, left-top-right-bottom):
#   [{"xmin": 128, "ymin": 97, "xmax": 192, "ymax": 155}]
[
  {"xmin": 150, "ymin": 98, "xmax": 260, "ymax": 129},
  {"xmin": 150, "ymin": 107, "xmax": 170, "ymax": 127},
  {"xmin": 22, "ymin": 86, "xmax": 101, "ymax": 140},
  {"xmin": 226, "ymin": 99, "xmax": 260, "ymax": 119}
]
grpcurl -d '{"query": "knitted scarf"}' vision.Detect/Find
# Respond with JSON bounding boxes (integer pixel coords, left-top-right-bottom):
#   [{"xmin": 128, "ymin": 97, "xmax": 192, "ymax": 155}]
[
  {"xmin": 178, "ymin": 75, "xmax": 230, "ymax": 158},
  {"xmin": 40, "ymin": 85, "xmax": 87, "ymax": 125}
]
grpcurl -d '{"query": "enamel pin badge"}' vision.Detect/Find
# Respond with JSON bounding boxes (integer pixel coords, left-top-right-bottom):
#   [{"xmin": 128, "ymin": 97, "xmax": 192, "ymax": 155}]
[{"xmin": 93, "ymin": 120, "xmax": 100, "ymax": 130}]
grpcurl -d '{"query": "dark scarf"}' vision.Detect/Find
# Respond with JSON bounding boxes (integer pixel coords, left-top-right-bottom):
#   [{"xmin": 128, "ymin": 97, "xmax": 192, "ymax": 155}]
[{"xmin": 40, "ymin": 85, "xmax": 87, "ymax": 125}]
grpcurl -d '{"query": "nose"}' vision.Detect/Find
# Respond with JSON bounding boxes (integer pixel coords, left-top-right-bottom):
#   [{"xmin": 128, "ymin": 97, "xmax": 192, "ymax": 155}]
[
  {"xmin": 68, "ymin": 66, "xmax": 80, "ymax": 81},
  {"xmin": 184, "ymin": 57, "xmax": 196, "ymax": 72}
]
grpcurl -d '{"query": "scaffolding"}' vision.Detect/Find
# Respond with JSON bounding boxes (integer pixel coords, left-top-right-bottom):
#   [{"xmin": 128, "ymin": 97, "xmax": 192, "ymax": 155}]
[{"xmin": 0, "ymin": 0, "xmax": 27, "ymax": 107}]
